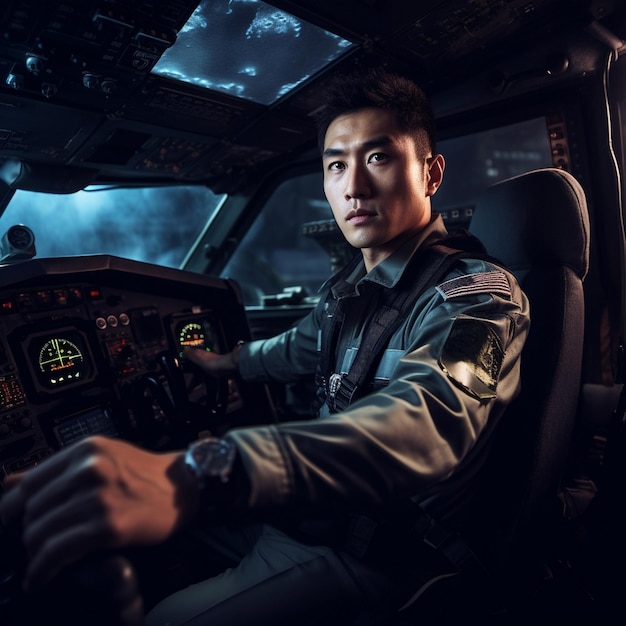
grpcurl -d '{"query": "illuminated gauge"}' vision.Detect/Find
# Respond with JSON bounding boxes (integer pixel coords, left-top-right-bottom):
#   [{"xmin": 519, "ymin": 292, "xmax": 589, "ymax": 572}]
[
  {"xmin": 38, "ymin": 337, "xmax": 85, "ymax": 386},
  {"xmin": 178, "ymin": 321, "xmax": 208, "ymax": 352}
]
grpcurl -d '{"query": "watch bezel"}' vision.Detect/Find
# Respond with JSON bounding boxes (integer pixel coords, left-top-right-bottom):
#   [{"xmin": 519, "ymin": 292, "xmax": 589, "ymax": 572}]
[{"xmin": 185, "ymin": 437, "xmax": 237, "ymax": 488}]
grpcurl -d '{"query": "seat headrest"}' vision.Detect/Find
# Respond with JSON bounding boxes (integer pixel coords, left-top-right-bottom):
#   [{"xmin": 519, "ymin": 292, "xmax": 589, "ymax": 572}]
[{"xmin": 469, "ymin": 168, "xmax": 590, "ymax": 280}]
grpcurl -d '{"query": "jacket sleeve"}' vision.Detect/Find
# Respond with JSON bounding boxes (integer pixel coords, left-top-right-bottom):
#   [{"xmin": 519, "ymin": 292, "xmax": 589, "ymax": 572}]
[
  {"xmin": 237, "ymin": 297, "xmax": 323, "ymax": 383},
  {"xmin": 228, "ymin": 261, "xmax": 530, "ymax": 518}
]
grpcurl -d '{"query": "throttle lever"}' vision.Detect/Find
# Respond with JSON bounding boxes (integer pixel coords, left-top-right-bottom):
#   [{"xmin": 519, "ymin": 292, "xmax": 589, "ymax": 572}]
[{"xmin": 156, "ymin": 351, "xmax": 189, "ymax": 413}]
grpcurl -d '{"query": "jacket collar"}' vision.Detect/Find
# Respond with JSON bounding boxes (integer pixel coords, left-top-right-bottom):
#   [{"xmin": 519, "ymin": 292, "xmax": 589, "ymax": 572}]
[{"xmin": 327, "ymin": 214, "xmax": 450, "ymax": 298}]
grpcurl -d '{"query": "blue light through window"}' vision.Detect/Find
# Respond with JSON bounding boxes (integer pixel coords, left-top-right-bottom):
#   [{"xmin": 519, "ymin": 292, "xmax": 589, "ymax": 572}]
[{"xmin": 151, "ymin": 0, "xmax": 354, "ymax": 105}]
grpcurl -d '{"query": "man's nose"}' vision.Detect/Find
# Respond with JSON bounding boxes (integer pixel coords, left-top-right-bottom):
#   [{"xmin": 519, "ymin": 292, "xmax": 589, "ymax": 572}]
[{"xmin": 344, "ymin": 164, "xmax": 371, "ymax": 200}]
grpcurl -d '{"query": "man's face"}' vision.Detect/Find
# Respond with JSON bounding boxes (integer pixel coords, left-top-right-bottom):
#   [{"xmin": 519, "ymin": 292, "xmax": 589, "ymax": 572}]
[{"xmin": 322, "ymin": 107, "xmax": 444, "ymax": 271}]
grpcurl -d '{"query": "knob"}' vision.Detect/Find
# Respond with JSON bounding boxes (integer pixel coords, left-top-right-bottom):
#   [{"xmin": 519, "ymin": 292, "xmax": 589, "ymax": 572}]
[
  {"xmin": 41, "ymin": 82, "xmax": 58, "ymax": 98},
  {"xmin": 83, "ymin": 73, "xmax": 100, "ymax": 89},
  {"xmin": 25, "ymin": 56, "xmax": 44, "ymax": 75},
  {"xmin": 100, "ymin": 79, "xmax": 117, "ymax": 94}
]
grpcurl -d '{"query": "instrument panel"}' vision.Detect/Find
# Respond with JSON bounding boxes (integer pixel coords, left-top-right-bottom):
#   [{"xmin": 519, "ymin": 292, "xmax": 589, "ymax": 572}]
[{"xmin": 0, "ymin": 255, "xmax": 274, "ymax": 476}]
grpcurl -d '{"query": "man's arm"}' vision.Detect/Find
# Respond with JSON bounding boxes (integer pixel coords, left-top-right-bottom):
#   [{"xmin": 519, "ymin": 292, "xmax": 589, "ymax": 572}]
[{"xmin": 224, "ymin": 262, "xmax": 530, "ymax": 515}]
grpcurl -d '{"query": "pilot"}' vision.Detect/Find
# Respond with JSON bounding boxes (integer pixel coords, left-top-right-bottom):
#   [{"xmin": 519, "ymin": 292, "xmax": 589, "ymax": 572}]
[{"xmin": 0, "ymin": 68, "xmax": 530, "ymax": 625}]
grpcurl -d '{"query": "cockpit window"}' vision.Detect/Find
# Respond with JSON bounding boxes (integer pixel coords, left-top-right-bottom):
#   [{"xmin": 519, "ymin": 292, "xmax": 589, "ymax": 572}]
[
  {"xmin": 151, "ymin": 0, "xmax": 354, "ymax": 105},
  {"xmin": 221, "ymin": 172, "xmax": 338, "ymax": 306},
  {"xmin": 433, "ymin": 116, "xmax": 554, "ymax": 225},
  {"xmin": 0, "ymin": 186, "xmax": 224, "ymax": 268}
]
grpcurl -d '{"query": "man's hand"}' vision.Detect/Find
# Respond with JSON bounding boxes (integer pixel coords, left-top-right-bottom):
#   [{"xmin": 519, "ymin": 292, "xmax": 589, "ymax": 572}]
[
  {"xmin": 0, "ymin": 435, "xmax": 198, "ymax": 592},
  {"xmin": 183, "ymin": 345, "xmax": 242, "ymax": 377}
]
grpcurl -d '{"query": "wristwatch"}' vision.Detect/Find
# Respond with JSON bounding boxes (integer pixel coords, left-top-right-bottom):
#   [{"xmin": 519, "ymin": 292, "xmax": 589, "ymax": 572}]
[{"xmin": 184, "ymin": 436, "xmax": 237, "ymax": 492}]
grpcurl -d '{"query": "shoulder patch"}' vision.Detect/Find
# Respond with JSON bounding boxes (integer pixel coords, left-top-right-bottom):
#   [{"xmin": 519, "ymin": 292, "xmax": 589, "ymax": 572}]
[
  {"xmin": 436, "ymin": 270, "xmax": 511, "ymax": 301},
  {"xmin": 438, "ymin": 317, "xmax": 504, "ymax": 400}
]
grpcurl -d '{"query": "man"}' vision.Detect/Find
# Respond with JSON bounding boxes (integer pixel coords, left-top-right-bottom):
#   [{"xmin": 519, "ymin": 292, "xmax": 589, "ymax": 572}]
[{"xmin": 0, "ymin": 68, "xmax": 529, "ymax": 625}]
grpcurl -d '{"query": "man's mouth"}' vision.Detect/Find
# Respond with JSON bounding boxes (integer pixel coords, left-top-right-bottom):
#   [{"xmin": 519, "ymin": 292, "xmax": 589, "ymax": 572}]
[{"xmin": 346, "ymin": 208, "xmax": 377, "ymax": 222}]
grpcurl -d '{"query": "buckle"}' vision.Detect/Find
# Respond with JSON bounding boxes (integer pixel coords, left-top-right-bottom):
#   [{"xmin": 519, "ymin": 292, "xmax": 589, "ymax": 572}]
[{"xmin": 327, "ymin": 373, "xmax": 343, "ymax": 411}]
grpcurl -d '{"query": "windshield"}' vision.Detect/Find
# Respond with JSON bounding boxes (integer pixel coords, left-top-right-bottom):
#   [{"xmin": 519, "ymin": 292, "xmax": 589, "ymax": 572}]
[{"xmin": 0, "ymin": 186, "xmax": 224, "ymax": 268}]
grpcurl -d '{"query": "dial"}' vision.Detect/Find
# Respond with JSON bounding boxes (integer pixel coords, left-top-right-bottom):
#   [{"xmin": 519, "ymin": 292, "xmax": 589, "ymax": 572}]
[
  {"xmin": 7, "ymin": 224, "xmax": 34, "ymax": 249},
  {"xmin": 37, "ymin": 337, "xmax": 85, "ymax": 386},
  {"xmin": 174, "ymin": 318, "xmax": 219, "ymax": 358},
  {"xmin": 178, "ymin": 322, "xmax": 206, "ymax": 350}
]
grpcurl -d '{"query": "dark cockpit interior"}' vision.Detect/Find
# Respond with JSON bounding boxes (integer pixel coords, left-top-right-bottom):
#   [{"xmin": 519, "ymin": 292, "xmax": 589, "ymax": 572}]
[
  {"xmin": 0, "ymin": 255, "xmax": 276, "ymax": 469},
  {"xmin": 1, "ymin": 1, "xmax": 626, "ymax": 624}
]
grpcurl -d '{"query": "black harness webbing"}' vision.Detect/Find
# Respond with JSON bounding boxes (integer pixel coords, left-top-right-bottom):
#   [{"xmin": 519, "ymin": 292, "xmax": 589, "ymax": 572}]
[{"xmin": 317, "ymin": 231, "xmax": 490, "ymax": 413}]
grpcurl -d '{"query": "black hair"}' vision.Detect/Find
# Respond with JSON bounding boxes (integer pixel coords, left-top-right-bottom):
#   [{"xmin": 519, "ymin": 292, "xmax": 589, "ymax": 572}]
[{"xmin": 315, "ymin": 67, "xmax": 436, "ymax": 156}]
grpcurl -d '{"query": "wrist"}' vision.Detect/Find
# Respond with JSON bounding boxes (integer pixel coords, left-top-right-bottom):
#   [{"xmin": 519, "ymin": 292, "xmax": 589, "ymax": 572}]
[
  {"xmin": 183, "ymin": 437, "xmax": 248, "ymax": 516},
  {"xmin": 185, "ymin": 437, "xmax": 237, "ymax": 489}
]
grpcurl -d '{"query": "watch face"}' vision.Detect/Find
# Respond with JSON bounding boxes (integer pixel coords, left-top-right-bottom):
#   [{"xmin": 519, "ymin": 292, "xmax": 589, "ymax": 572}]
[{"xmin": 186, "ymin": 438, "xmax": 236, "ymax": 484}]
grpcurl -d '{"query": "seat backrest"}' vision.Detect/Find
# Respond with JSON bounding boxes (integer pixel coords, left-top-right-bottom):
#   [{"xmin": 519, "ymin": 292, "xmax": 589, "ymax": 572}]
[{"xmin": 466, "ymin": 167, "xmax": 590, "ymax": 572}]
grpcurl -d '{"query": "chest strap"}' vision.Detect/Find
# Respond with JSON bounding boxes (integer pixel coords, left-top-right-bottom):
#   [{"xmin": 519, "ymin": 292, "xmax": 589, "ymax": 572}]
[{"xmin": 317, "ymin": 232, "xmax": 490, "ymax": 413}]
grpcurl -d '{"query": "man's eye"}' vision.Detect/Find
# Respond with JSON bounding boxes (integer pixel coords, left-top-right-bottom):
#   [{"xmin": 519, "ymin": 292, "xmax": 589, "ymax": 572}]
[
  {"xmin": 368, "ymin": 152, "xmax": 388, "ymax": 163},
  {"xmin": 328, "ymin": 161, "xmax": 344, "ymax": 170}
]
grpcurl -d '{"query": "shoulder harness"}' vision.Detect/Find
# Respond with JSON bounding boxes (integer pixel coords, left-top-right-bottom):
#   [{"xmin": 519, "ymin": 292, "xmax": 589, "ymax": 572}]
[{"xmin": 315, "ymin": 229, "xmax": 495, "ymax": 414}]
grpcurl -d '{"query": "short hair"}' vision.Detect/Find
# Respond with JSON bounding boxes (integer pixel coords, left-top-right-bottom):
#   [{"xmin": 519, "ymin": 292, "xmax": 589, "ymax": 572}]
[{"xmin": 315, "ymin": 67, "xmax": 436, "ymax": 156}]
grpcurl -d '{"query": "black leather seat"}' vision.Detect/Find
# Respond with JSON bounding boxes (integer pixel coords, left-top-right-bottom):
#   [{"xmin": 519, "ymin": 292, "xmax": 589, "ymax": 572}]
[
  {"xmin": 392, "ymin": 166, "xmax": 590, "ymax": 626},
  {"xmin": 466, "ymin": 167, "xmax": 590, "ymax": 580}
]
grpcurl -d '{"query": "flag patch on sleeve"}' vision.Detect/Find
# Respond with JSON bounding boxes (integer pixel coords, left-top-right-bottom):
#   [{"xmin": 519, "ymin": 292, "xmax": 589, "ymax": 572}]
[{"xmin": 436, "ymin": 270, "xmax": 511, "ymax": 300}]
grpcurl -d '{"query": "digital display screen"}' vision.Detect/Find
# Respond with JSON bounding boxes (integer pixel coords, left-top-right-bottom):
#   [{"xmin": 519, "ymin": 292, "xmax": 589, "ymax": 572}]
[{"xmin": 26, "ymin": 328, "xmax": 95, "ymax": 391}]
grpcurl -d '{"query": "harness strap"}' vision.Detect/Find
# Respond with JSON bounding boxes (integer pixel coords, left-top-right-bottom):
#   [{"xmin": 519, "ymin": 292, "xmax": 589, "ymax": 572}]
[{"xmin": 319, "ymin": 233, "xmax": 490, "ymax": 413}]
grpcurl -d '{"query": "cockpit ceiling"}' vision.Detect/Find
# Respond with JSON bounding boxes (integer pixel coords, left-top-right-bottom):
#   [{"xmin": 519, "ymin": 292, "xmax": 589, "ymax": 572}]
[{"xmin": 0, "ymin": 0, "xmax": 623, "ymax": 194}]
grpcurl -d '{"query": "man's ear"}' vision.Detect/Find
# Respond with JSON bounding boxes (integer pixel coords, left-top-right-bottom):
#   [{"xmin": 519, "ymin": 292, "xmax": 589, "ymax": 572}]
[{"xmin": 426, "ymin": 154, "xmax": 445, "ymax": 196}]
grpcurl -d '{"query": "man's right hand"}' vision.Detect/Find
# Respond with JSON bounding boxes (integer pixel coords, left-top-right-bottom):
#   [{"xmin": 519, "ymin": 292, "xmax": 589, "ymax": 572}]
[{"xmin": 0, "ymin": 436, "xmax": 197, "ymax": 593}]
